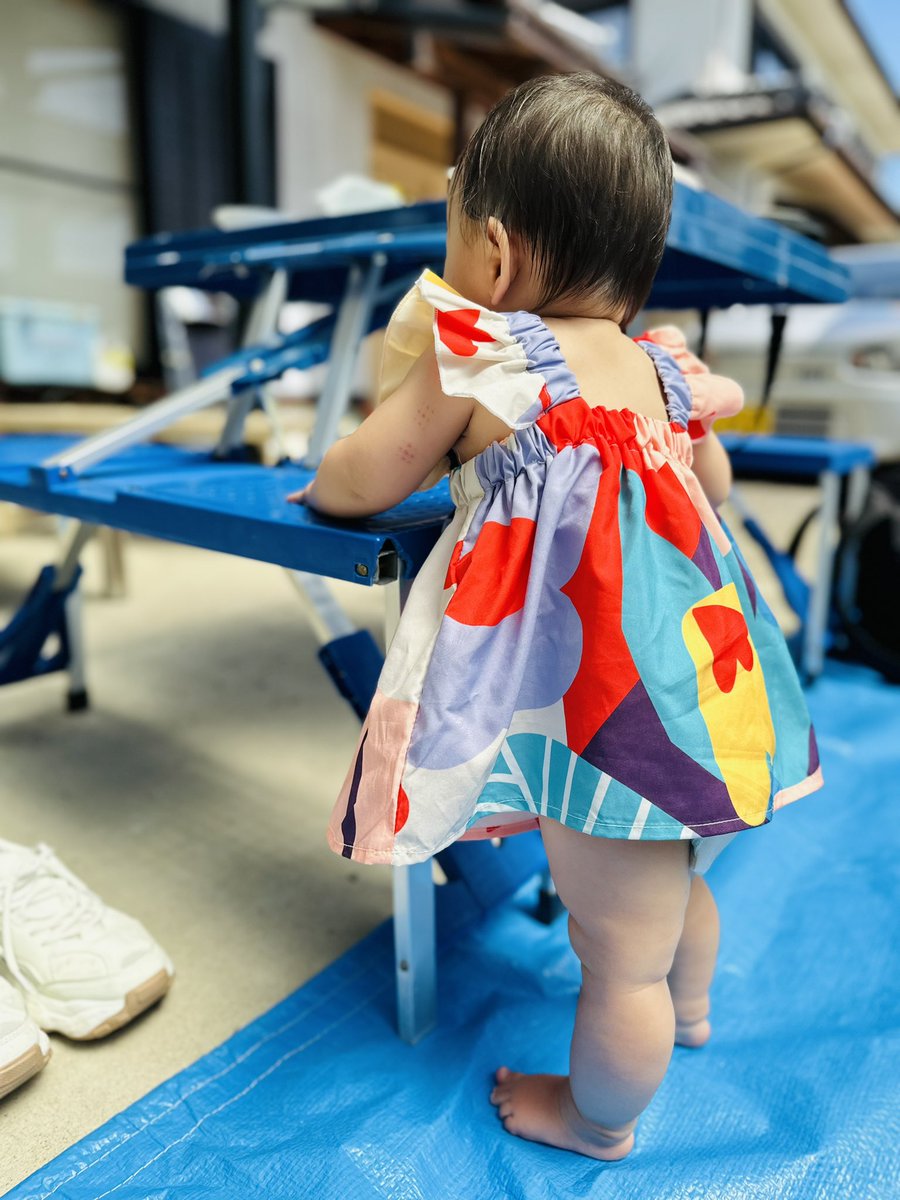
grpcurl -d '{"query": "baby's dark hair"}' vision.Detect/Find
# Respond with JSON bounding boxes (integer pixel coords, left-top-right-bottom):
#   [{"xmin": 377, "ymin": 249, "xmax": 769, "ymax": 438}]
[{"xmin": 450, "ymin": 73, "xmax": 673, "ymax": 323}]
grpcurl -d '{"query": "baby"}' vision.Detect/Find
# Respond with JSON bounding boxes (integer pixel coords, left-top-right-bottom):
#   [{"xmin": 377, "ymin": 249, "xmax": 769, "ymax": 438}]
[{"xmin": 292, "ymin": 73, "xmax": 822, "ymax": 1160}]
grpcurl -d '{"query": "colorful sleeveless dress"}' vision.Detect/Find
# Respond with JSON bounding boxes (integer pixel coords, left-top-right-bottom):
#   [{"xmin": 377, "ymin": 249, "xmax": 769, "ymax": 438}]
[{"xmin": 327, "ymin": 270, "xmax": 823, "ymax": 867}]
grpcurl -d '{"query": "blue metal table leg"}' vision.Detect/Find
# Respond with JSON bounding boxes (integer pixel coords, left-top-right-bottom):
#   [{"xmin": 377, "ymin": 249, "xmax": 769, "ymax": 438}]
[
  {"xmin": 803, "ymin": 470, "xmax": 841, "ymax": 681},
  {"xmin": 381, "ymin": 576, "xmax": 437, "ymax": 1043},
  {"xmin": 393, "ymin": 859, "xmax": 437, "ymax": 1044},
  {"xmin": 295, "ymin": 566, "xmax": 437, "ymax": 1042}
]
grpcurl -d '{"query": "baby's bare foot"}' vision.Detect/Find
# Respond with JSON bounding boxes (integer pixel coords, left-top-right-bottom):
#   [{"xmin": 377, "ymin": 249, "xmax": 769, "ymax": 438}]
[
  {"xmin": 674, "ymin": 1016, "xmax": 711, "ymax": 1048},
  {"xmin": 489, "ymin": 1067, "xmax": 634, "ymax": 1161}
]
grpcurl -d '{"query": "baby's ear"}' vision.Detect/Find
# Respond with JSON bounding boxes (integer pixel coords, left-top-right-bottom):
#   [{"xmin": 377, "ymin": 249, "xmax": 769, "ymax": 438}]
[
  {"xmin": 486, "ymin": 215, "xmax": 506, "ymax": 251},
  {"xmin": 486, "ymin": 217, "xmax": 517, "ymax": 308}
]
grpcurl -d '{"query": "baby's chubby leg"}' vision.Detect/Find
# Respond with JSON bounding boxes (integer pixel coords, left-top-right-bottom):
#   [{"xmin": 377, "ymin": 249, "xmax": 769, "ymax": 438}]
[
  {"xmin": 669, "ymin": 874, "xmax": 720, "ymax": 1048},
  {"xmin": 491, "ymin": 820, "xmax": 691, "ymax": 1159}
]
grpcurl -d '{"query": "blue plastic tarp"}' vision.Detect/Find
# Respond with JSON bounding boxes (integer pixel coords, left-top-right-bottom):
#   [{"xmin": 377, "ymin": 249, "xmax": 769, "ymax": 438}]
[{"xmin": 11, "ymin": 661, "xmax": 900, "ymax": 1200}]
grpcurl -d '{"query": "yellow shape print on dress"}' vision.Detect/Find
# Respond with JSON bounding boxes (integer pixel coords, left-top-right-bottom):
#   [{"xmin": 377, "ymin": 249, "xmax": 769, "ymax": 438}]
[{"xmin": 682, "ymin": 582, "xmax": 776, "ymax": 826}]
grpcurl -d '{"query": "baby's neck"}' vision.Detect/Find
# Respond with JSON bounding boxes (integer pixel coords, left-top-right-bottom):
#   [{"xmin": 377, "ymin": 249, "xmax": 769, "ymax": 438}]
[
  {"xmin": 538, "ymin": 298, "xmax": 624, "ymax": 325},
  {"xmin": 540, "ymin": 309, "xmax": 624, "ymax": 334}
]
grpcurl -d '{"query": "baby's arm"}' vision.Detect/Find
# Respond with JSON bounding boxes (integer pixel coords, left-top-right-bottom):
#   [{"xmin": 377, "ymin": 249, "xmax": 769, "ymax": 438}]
[
  {"xmin": 690, "ymin": 433, "xmax": 732, "ymax": 507},
  {"xmin": 642, "ymin": 326, "xmax": 742, "ymax": 508},
  {"xmin": 291, "ymin": 349, "xmax": 475, "ymax": 518},
  {"xmin": 685, "ymin": 364, "xmax": 741, "ymax": 505}
]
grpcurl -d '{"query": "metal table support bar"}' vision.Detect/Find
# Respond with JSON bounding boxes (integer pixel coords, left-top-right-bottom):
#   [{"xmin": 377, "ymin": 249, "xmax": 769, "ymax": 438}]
[
  {"xmin": 304, "ymin": 254, "xmax": 387, "ymax": 467},
  {"xmin": 38, "ymin": 268, "xmax": 292, "ymax": 482},
  {"xmin": 804, "ymin": 470, "xmax": 841, "ymax": 681},
  {"xmin": 802, "ymin": 462, "xmax": 871, "ymax": 680},
  {"xmin": 39, "ymin": 365, "xmax": 246, "ymax": 481},
  {"xmin": 286, "ymin": 570, "xmax": 357, "ymax": 643},
  {"xmin": 215, "ymin": 268, "xmax": 290, "ymax": 457},
  {"xmin": 56, "ymin": 521, "xmax": 97, "ymax": 708}
]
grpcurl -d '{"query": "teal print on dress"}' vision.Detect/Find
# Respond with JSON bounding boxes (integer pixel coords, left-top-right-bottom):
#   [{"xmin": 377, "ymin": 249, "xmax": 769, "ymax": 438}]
[{"xmin": 472, "ymin": 733, "xmax": 689, "ymax": 840}]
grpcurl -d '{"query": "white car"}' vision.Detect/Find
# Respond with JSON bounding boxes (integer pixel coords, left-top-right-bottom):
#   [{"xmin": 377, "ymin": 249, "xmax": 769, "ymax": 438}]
[{"xmin": 701, "ymin": 243, "xmax": 900, "ymax": 461}]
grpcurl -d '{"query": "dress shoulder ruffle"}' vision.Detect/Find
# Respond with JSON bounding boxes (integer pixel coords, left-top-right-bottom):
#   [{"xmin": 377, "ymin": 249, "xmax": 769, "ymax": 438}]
[{"xmin": 381, "ymin": 270, "xmax": 579, "ymax": 428}]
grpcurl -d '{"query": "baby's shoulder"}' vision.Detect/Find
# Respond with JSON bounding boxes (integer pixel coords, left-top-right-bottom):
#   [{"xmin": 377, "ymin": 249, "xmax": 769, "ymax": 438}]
[{"xmin": 545, "ymin": 319, "xmax": 673, "ymax": 425}]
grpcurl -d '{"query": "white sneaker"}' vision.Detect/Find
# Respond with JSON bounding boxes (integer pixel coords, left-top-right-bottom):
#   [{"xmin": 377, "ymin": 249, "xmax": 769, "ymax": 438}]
[
  {"xmin": 0, "ymin": 839, "xmax": 174, "ymax": 1040},
  {"xmin": 0, "ymin": 975, "xmax": 50, "ymax": 1100}
]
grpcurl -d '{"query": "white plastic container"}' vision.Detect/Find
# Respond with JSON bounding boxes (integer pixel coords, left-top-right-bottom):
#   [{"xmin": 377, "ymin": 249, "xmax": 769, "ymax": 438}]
[{"xmin": 0, "ymin": 297, "xmax": 99, "ymax": 388}]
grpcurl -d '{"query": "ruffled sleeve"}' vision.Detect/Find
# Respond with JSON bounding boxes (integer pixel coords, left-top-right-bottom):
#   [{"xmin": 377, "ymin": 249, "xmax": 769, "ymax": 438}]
[{"xmin": 378, "ymin": 270, "xmax": 548, "ymax": 430}]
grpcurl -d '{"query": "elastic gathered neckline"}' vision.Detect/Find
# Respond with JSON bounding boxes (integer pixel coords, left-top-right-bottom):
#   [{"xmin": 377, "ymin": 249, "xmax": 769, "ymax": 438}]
[
  {"xmin": 499, "ymin": 305, "xmax": 693, "ymax": 429},
  {"xmin": 450, "ymin": 407, "xmax": 693, "ymax": 507}
]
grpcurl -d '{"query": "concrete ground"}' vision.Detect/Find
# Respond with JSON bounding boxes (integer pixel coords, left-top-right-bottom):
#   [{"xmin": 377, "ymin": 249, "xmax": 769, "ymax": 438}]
[
  {"xmin": 0, "ymin": 512, "xmax": 392, "ymax": 1193},
  {"xmin": 0, "ymin": 481, "xmax": 819, "ymax": 1193}
]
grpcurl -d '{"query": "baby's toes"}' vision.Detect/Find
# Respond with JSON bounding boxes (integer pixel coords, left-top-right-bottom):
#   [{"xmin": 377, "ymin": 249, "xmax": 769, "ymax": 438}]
[{"xmin": 501, "ymin": 1111, "xmax": 523, "ymax": 1136}]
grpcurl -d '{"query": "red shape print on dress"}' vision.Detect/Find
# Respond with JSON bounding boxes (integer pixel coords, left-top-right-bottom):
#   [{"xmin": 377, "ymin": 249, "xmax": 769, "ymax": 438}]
[
  {"xmin": 538, "ymin": 400, "xmax": 643, "ymax": 455},
  {"xmin": 446, "ymin": 517, "xmax": 537, "ymax": 626},
  {"xmin": 444, "ymin": 539, "xmax": 473, "ymax": 591},
  {"xmin": 436, "ymin": 309, "xmax": 496, "ymax": 357},
  {"xmin": 692, "ymin": 604, "xmax": 755, "ymax": 693},
  {"xmin": 561, "ymin": 455, "xmax": 641, "ymax": 753},
  {"xmin": 537, "ymin": 396, "xmax": 596, "ymax": 450},
  {"xmin": 394, "ymin": 783, "xmax": 410, "ymax": 833},
  {"xmin": 642, "ymin": 461, "xmax": 702, "ymax": 559}
]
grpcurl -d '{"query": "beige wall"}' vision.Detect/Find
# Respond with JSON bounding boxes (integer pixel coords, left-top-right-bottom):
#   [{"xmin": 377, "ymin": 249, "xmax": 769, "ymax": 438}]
[
  {"xmin": 0, "ymin": 0, "xmax": 142, "ymax": 354},
  {"xmin": 261, "ymin": 8, "xmax": 452, "ymax": 218},
  {"xmin": 0, "ymin": 0, "xmax": 451, "ymax": 363}
]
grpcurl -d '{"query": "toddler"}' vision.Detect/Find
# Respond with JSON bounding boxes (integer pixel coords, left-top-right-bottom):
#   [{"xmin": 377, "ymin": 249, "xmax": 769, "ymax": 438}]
[{"xmin": 290, "ymin": 73, "xmax": 822, "ymax": 1160}]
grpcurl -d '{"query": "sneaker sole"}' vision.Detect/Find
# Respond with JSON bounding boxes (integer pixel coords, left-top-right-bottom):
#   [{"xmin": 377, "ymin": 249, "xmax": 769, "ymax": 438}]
[
  {"xmin": 0, "ymin": 1040, "xmax": 51, "ymax": 1101},
  {"xmin": 73, "ymin": 968, "xmax": 174, "ymax": 1041}
]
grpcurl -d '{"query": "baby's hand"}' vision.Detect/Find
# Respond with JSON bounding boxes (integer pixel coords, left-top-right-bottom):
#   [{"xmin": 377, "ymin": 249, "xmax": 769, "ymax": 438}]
[
  {"xmin": 642, "ymin": 326, "xmax": 743, "ymax": 440},
  {"xmin": 286, "ymin": 482, "xmax": 314, "ymax": 505},
  {"xmin": 685, "ymin": 371, "xmax": 744, "ymax": 440}
]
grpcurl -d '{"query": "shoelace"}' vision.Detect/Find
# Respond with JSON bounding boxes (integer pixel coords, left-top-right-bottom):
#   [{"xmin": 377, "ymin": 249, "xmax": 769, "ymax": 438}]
[{"xmin": 0, "ymin": 842, "xmax": 105, "ymax": 996}]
